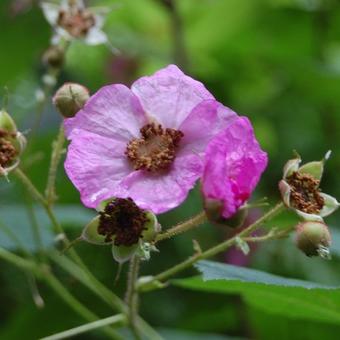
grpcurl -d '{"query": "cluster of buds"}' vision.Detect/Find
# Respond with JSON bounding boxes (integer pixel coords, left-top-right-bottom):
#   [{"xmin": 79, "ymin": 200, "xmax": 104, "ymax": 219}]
[
  {"xmin": 0, "ymin": 110, "xmax": 26, "ymax": 177},
  {"xmin": 81, "ymin": 198, "xmax": 161, "ymax": 263},
  {"xmin": 279, "ymin": 152, "xmax": 339, "ymax": 258}
]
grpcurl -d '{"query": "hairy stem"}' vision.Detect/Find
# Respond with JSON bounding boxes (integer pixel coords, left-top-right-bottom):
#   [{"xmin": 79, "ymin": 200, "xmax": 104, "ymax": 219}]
[
  {"xmin": 45, "ymin": 123, "xmax": 65, "ymax": 206},
  {"xmin": 48, "ymin": 251, "xmax": 164, "ymax": 340},
  {"xmin": 0, "ymin": 247, "xmax": 122, "ymax": 340},
  {"xmin": 41, "ymin": 314, "xmax": 126, "ymax": 340},
  {"xmin": 139, "ymin": 203, "xmax": 285, "ymax": 288},
  {"xmin": 125, "ymin": 256, "xmax": 142, "ymax": 340},
  {"xmin": 156, "ymin": 211, "xmax": 207, "ymax": 242}
]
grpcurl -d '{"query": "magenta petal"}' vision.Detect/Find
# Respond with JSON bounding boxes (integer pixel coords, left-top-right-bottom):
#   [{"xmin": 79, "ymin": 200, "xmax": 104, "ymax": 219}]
[
  {"xmin": 64, "ymin": 84, "xmax": 147, "ymax": 142},
  {"xmin": 179, "ymin": 100, "xmax": 237, "ymax": 155},
  {"xmin": 202, "ymin": 117, "xmax": 268, "ymax": 218},
  {"xmin": 118, "ymin": 153, "xmax": 203, "ymax": 214},
  {"xmin": 64, "ymin": 130, "xmax": 132, "ymax": 208},
  {"xmin": 131, "ymin": 65, "xmax": 214, "ymax": 129}
]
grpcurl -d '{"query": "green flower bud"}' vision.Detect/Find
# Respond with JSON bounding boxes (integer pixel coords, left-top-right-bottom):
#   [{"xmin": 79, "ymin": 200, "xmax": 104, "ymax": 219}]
[
  {"xmin": 295, "ymin": 221, "xmax": 331, "ymax": 259},
  {"xmin": 53, "ymin": 83, "xmax": 89, "ymax": 118}
]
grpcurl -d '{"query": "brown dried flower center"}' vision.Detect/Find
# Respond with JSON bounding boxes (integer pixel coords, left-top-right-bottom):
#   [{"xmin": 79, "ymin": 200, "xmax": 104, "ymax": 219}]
[
  {"xmin": 57, "ymin": 7, "xmax": 95, "ymax": 38},
  {"xmin": 0, "ymin": 130, "xmax": 18, "ymax": 168},
  {"xmin": 98, "ymin": 198, "xmax": 148, "ymax": 247},
  {"xmin": 125, "ymin": 123, "xmax": 184, "ymax": 172},
  {"xmin": 287, "ymin": 171, "xmax": 324, "ymax": 214}
]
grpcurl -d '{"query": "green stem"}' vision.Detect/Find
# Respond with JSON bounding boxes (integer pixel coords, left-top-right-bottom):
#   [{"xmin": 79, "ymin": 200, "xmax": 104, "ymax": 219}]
[
  {"xmin": 48, "ymin": 252, "xmax": 164, "ymax": 340},
  {"xmin": 139, "ymin": 203, "xmax": 285, "ymax": 288},
  {"xmin": 125, "ymin": 256, "xmax": 142, "ymax": 340},
  {"xmin": 40, "ymin": 314, "xmax": 126, "ymax": 340},
  {"xmin": 156, "ymin": 211, "xmax": 207, "ymax": 242},
  {"xmin": 0, "ymin": 247, "xmax": 121, "ymax": 340},
  {"xmin": 45, "ymin": 124, "xmax": 65, "ymax": 206}
]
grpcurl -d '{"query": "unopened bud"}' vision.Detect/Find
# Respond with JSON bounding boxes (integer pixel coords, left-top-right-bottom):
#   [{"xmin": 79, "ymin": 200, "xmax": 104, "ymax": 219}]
[
  {"xmin": 53, "ymin": 83, "xmax": 89, "ymax": 118},
  {"xmin": 42, "ymin": 45, "xmax": 65, "ymax": 68},
  {"xmin": 295, "ymin": 221, "xmax": 331, "ymax": 258}
]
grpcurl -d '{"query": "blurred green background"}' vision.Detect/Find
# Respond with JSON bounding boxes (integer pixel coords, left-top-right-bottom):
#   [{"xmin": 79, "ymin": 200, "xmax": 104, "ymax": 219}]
[{"xmin": 0, "ymin": 0, "xmax": 340, "ymax": 339}]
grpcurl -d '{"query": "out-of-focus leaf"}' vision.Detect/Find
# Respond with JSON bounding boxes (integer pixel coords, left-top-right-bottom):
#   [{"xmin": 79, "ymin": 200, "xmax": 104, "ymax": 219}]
[
  {"xmin": 158, "ymin": 328, "xmax": 243, "ymax": 340},
  {"xmin": 0, "ymin": 204, "xmax": 94, "ymax": 251}
]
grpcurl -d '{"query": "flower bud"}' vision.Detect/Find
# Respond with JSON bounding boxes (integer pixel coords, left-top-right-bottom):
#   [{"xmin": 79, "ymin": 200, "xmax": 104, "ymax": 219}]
[
  {"xmin": 53, "ymin": 83, "xmax": 89, "ymax": 118},
  {"xmin": 42, "ymin": 45, "xmax": 65, "ymax": 68},
  {"xmin": 295, "ymin": 221, "xmax": 331, "ymax": 258}
]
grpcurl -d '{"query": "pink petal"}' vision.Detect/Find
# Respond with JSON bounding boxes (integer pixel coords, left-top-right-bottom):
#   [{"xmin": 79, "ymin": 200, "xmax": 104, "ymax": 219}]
[
  {"xmin": 117, "ymin": 153, "xmax": 203, "ymax": 214},
  {"xmin": 131, "ymin": 65, "xmax": 214, "ymax": 129},
  {"xmin": 179, "ymin": 100, "xmax": 237, "ymax": 155},
  {"xmin": 202, "ymin": 117, "xmax": 268, "ymax": 218},
  {"xmin": 64, "ymin": 130, "xmax": 132, "ymax": 208},
  {"xmin": 64, "ymin": 84, "xmax": 147, "ymax": 142}
]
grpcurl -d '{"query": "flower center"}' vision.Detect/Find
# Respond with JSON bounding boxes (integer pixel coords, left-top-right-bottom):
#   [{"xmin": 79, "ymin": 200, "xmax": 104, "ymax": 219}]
[
  {"xmin": 0, "ymin": 130, "xmax": 18, "ymax": 168},
  {"xmin": 57, "ymin": 7, "xmax": 95, "ymax": 38},
  {"xmin": 125, "ymin": 123, "xmax": 184, "ymax": 172},
  {"xmin": 287, "ymin": 171, "xmax": 325, "ymax": 214},
  {"xmin": 98, "ymin": 198, "xmax": 148, "ymax": 246}
]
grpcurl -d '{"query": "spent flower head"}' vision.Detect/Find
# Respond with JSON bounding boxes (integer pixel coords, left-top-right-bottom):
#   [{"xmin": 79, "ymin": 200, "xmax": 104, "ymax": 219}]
[
  {"xmin": 279, "ymin": 151, "xmax": 339, "ymax": 222},
  {"xmin": 201, "ymin": 116, "xmax": 268, "ymax": 223},
  {"xmin": 82, "ymin": 197, "xmax": 160, "ymax": 263},
  {"xmin": 0, "ymin": 110, "xmax": 26, "ymax": 177},
  {"xmin": 64, "ymin": 64, "xmax": 237, "ymax": 214},
  {"xmin": 41, "ymin": 0, "xmax": 109, "ymax": 45}
]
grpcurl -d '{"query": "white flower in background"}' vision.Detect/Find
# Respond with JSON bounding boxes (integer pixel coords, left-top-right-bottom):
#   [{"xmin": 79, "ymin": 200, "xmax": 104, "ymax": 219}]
[{"xmin": 41, "ymin": 0, "xmax": 109, "ymax": 45}]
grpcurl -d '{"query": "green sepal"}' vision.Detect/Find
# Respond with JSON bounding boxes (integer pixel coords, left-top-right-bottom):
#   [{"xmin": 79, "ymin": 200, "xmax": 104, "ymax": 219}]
[
  {"xmin": 0, "ymin": 110, "xmax": 17, "ymax": 133},
  {"xmin": 299, "ymin": 161, "xmax": 324, "ymax": 181},
  {"xmin": 111, "ymin": 242, "xmax": 139, "ymax": 263},
  {"xmin": 319, "ymin": 193, "xmax": 340, "ymax": 217},
  {"xmin": 81, "ymin": 215, "xmax": 109, "ymax": 245},
  {"xmin": 142, "ymin": 212, "xmax": 161, "ymax": 242}
]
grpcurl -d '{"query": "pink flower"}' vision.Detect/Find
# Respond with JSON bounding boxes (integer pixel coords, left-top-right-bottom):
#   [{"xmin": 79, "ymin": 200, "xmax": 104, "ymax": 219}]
[
  {"xmin": 202, "ymin": 116, "xmax": 268, "ymax": 219},
  {"xmin": 64, "ymin": 65, "xmax": 236, "ymax": 214}
]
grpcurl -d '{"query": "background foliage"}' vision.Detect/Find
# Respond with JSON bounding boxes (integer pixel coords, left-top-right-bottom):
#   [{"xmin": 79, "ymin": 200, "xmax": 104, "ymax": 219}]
[{"xmin": 0, "ymin": 0, "xmax": 340, "ymax": 339}]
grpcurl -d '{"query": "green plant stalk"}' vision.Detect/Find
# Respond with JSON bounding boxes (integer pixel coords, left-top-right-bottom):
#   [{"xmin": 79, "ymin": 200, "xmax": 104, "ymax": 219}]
[
  {"xmin": 48, "ymin": 252, "xmax": 164, "ymax": 340},
  {"xmin": 0, "ymin": 247, "xmax": 122, "ymax": 340},
  {"xmin": 45, "ymin": 123, "xmax": 65, "ymax": 206},
  {"xmin": 125, "ymin": 256, "xmax": 142, "ymax": 340},
  {"xmin": 156, "ymin": 211, "xmax": 207, "ymax": 242},
  {"xmin": 139, "ymin": 203, "xmax": 285, "ymax": 289},
  {"xmin": 40, "ymin": 314, "xmax": 127, "ymax": 340}
]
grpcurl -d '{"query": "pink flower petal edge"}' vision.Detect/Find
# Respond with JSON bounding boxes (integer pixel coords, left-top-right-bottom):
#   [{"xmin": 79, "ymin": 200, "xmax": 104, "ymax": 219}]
[{"xmin": 202, "ymin": 116, "xmax": 268, "ymax": 219}]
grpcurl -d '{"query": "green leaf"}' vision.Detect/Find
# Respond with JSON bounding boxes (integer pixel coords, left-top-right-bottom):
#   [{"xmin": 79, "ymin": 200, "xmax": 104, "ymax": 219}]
[
  {"xmin": 0, "ymin": 204, "xmax": 94, "ymax": 251},
  {"xmin": 195, "ymin": 260, "xmax": 337, "ymax": 289},
  {"xmin": 174, "ymin": 261, "xmax": 340, "ymax": 324}
]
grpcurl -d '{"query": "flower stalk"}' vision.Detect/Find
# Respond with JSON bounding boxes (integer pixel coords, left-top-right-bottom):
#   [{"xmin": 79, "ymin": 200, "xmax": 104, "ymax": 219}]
[
  {"xmin": 155, "ymin": 211, "xmax": 207, "ymax": 242},
  {"xmin": 138, "ymin": 202, "xmax": 285, "ymax": 290},
  {"xmin": 125, "ymin": 256, "xmax": 142, "ymax": 340}
]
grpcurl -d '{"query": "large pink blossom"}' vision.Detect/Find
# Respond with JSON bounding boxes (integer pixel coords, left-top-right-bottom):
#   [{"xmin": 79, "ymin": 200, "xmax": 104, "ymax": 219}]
[
  {"xmin": 202, "ymin": 116, "xmax": 268, "ymax": 219},
  {"xmin": 64, "ymin": 65, "xmax": 236, "ymax": 214}
]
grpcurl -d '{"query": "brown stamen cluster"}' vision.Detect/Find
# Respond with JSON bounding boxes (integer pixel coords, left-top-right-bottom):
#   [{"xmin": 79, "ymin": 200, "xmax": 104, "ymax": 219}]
[
  {"xmin": 0, "ymin": 130, "xmax": 17, "ymax": 168},
  {"xmin": 287, "ymin": 171, "xmax": 325, "ymax": 214},
  {"xmin": 57, "ymin": 6, "xmax": 95, "ymax": 38},
  {"xmin": 126, "ymin": 123, "xmax": 184, "ymax": 172},
  {"xmin": 98, "ymin": 198, "xmax": 148, "ymax": 246}
]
